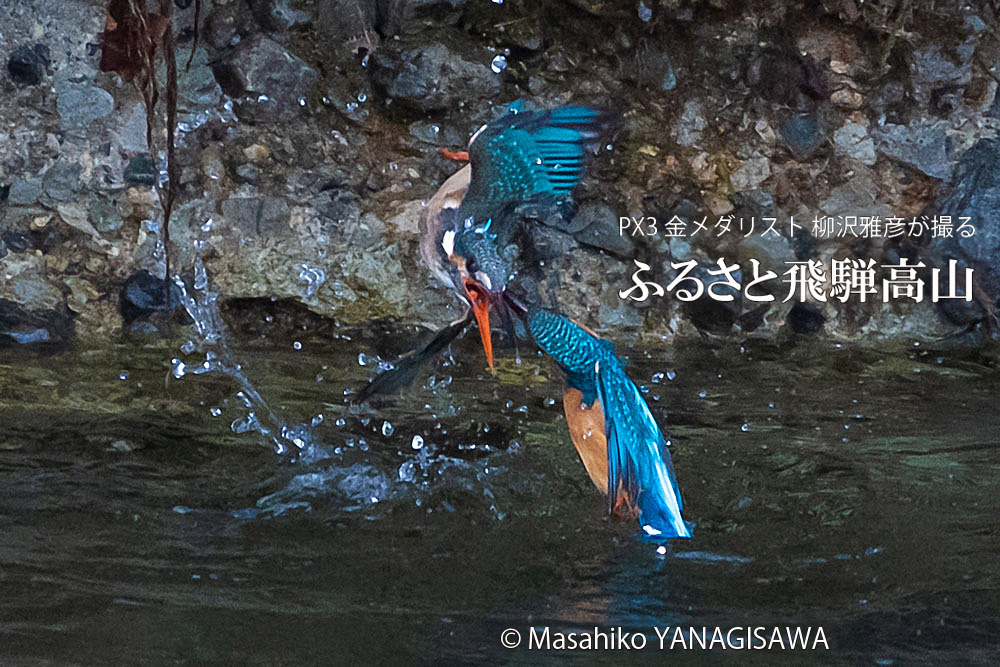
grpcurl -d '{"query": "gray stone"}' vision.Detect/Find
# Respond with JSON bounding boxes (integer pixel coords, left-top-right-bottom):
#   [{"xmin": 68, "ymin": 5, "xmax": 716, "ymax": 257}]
[
  {"xmin": 913, "ymin": 45, "xmax": 972, "ymax": 89},
  {"xmin": 7, "ymin": 176, "xmax": 43, "ymax": 205},
  {"xmin": 249, "ymin": 0, "xmax": 312, "ymax": 32},
  {"xmin": 42, "ymin": 162, "xmax": 82, "ymax": 202},
  {"xmin": 781, "ymin": 112, "xmax": 823, "ymax": 161},
  {"xmin": 89, "ymin": 197, "xmax": 124, "ymax": 234},
  {"xmin": 874, "ymin": 119, "xmax": 951, "ymax": 180},
  {"xmin": 571, "ymin": 204, "xmax": 633, "ymax": 258},
  {"xmin": 834, "ymin": 123, "xmax": 877, "ymax": 165},
  {"xmin": 675, "ymin": 101, "xmax": 706, "ymax": 148},
  {"xmin": 169, "ymin": 48, "xmax": 223, "ymax": 114},
  {"xmin": 820, "ymin": 171, "xmax": 892, "ymax": 219},
  {"xmin": 56, "ymin": 81, "xmax": 114, "ymax": 132},
  {"xmin": 218, "ymin": 36, "xmax": 317, "ymax": 121},
  {"xmin": 116, "ymin": 104, "xmax": 149, "ymax": 154},
  {"xmin": 371, "ymin": 42, "xmax": 500, "ymax": 113},
  {"xmin": 730, "ymin": 156, "xmax": 771, "ymax": 191},
  {"xmin": 935, "ymin": 138, "xmax": 1000, "ymax": 308},
  {"xmin": 124, "ymin": 155, "xmax": 157, "ymax": 186},
  {"xmin": 222, "ymin": 196, "xmax": 291, "ymax": 236}
]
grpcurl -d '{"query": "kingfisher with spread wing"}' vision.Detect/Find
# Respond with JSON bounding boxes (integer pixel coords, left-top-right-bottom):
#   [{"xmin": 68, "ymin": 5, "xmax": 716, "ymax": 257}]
[{"xmin": 360, "ymin": 102, "xmax": 692, "ymax": 541}]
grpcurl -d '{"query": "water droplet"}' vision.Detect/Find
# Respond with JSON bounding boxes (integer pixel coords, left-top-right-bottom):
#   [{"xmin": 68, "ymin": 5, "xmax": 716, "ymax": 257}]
[
  {"xmin": 381, "ymin": 421, "xmax": 394, "ymax": 437},
  {"xmin": 297, "ymin": 97, "xmax": 306, "ymax": 107},
  {"xmin": 666, "ymin": 370, "xmax": 676, "ymax": 381},
  {"xmin": 346, "ymin": 101, "xmax": 358, "ymax": 112},
  {"xmin": 336, "ymin": 418, "xmax": 346, "ymax": 427},
  {"xmin": 490, "ymin": 55, "xmax": 507, "ymax": 74},
  {"xmin": 200, "ymin": 218, "xmax": 214, "ymax": 233},
  {"xmin": 357, "ymin": 92, "xmax": 367, "ymax": 102},
  {"xmin": 491, "ymin": 0, "xmax": 503, "ymax": 4},
  {"xmin": 292, "ymin": 341, "xmax": 302, "ymax": 351},
  {"xmin": 651, "ymin": 371, "xmax": 665, "ymax": 383},
  {"xmin": 311, "ymin": 414, "xmax": 324, "ymax": 427},
  {"xmin": 740, "ymin": 423, "xmax": 749, "ymax": 432},
  {"xmin": 119, "ymin": 371, "xmax": 129, "ymax": 381},
  {"xmin": 698, "ymin": 390, "xmax": 707, "ymax": 398},
  {"xmin": 358, "ymin": 353, "xmax": 370, "ymax": 366},
  {"xmin": 656, "ymin": 545, "xmax": 667, "ymax": 555},
  {"xmin": 210, "ymin": 407, "xmax": 222, "ymax": 417},
  {"xmin": 411, "ymin": 434, "xmax": 424, "ymax": 450}
]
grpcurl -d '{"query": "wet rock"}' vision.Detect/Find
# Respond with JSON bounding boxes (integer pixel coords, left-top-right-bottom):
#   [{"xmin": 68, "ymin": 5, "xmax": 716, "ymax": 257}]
[
  {"xmin": 371, "ymin": 41, "xmax": 500, "ymax": 113},
  {"xmin": 787, "ymin": 301, "xmax": 824, "ymax": 334},
  {"xmin": 221, "ymin": 196, "xmax": 291, "ymax": 236},
  {"xmin": 315, "ymin": 0, "xmax": 377, "ymax": 54},
  {"xmin": 873, "ymin": 119, "xmax": 950, "ymax": 180},
  {"xmin": 409, "ymin": 120, "xmax": 463, "ymax": 147},
  {"xmin": 675, "ymin": 101, "xmax": 706, "ymax": 148},
  {"xmin": 1, "ymin": 256, "xmax": 63, "ymax": 310},
  {"xmin": 204, "ymin": 0, "xmax": 258, "ymax": 52},
  {"xmin": 168, "ymin": 48, "xmax": 224, "ymax": 116},
  {"xmin": 88, "ymin": 197, "xmax": 124, "ymax": 234},
  {"xmin": 249, "ymin": 0, "xmax": 312, "ymax": 32},
  {"xmin": 41, "ymin": 162, "xmax": 82, "ymax": 203},
  {"xmin": 115, "ymin": 104, "xmax": 149, "ymax": 154},
  {"xmin": 0, "ymin": 298, "xmax": 71, "ymax": 348},
  {"xmin": 55, "ymin": 80, "xmax": 114, "ymax": 132},
  {"xmin": 913, "ymin": 44, "xmax": 972, "ymax": 91},
  {"xmin": 933, "ymin": 138, "xmax": 1000, "ymax": 322},
  {"xmin": 56, "ymin": 203, "xmax": 103, "ymax": 239},
  {"xmin": 7, "ymin": 176, "xmax": 43, "ymax": 206},
  {"xmin": 680, "ymin": 262, "xmax": 742, "ymax": 334},
  {"xmin": 214, "ymin": 36, "xmax": 317, "ymax": 121},
  {"xmin": 571, "ymin": 204, "xmax": 632, "ymax": 258},
  {"xmin": 124, "ymin": 154, "xmax": 158, "ymax": 186},
  {"xmin": 819, "ymin": 170, "xmax": 892, "ymax": 219},
  {"xmin": 120, "ymin": 270, "xmax": 184, "ymax": 324},
  {"xmin": 833, "ymin": 122, "xmax": 876, "ymax": 165},
  {"xmin": 939, "ymin": 139, "xmax": 1000, "ymax": 268},
  {"xmin": 781, "ymin": 112, "xmax": 824, "ymax": 160},
  {"xmin": 1, "ymin": 231, "xmax": 32, "ymax": 254},
  {"xmin": 7, "ymin": 43, "xmax": 50, "ymax": 86}
]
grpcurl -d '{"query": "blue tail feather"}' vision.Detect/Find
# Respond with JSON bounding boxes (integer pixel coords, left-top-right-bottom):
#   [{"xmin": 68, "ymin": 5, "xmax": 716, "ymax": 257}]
[
  {"xmin": 596, "ymin": 357, "xmax": 692, "ymax": 541},
  {"xmin": 528, "ymin": 310, "xmax": 692, "ymax": 542}
]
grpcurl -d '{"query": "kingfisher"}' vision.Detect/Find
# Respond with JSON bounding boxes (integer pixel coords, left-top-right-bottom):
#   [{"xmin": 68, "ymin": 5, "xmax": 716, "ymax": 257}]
[{"xmin": 360, "ymin": 102, "xmax": 692, "ymax": 541}]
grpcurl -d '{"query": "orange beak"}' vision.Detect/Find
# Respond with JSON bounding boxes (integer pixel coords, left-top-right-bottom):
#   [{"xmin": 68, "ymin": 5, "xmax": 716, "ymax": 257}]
[{"xmin": 462, "ymin": 276, "xmax": 494, "ymax": 372}]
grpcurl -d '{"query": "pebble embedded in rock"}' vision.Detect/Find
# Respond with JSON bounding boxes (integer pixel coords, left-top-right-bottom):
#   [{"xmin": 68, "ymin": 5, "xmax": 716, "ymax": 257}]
[
  {"xmin": 120, "ymin": 271, "xmax": 184, "ymax": 324},
  {"xmin": 873, "ymin": 119, "xmax": 950, "ymax": 180},
  {"xmin": 124, "ymin": 154, "xmax": 158, "ymax": 187},
  {"xmin": 371, "ymin": 42, "xmax": 501, "ymax": 113},
  {"xmin": 7, "ymin": 43, "xmax": 49, "ymax": 86},
  {"xmin": 56, "ymin": 81, "xmax": 114, "ymax": 132},
  {"xmin": 833, "ymin": 123, "xmax": 876, "ymax": 165},
  {"xmin": 781, "ymin": 112, "xmax": 824, "ymax": 161}
]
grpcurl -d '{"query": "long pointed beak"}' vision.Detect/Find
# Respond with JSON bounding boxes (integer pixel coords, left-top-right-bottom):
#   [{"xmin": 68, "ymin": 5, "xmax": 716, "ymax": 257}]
[{"xmin": 462, "ymin": 276, "xmax": 494, "ymax": 372}]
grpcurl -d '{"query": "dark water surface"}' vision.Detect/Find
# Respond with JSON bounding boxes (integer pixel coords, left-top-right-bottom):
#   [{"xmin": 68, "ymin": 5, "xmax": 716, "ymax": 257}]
[{"xmin": 1, "ymin": 334, "xmax": 997, "ymax": 665}]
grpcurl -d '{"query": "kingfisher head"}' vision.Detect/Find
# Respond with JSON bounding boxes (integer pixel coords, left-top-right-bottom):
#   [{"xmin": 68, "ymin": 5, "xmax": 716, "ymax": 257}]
[{"xmin": 439, "ymin": 212, "xmax": 516, "ymax": 372}]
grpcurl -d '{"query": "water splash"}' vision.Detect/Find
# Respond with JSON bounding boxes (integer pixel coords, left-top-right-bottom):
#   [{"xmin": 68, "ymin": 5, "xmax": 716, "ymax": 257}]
[{"xmin": 168, "ymin": 225, "xmax": 316, "ymax": 457}]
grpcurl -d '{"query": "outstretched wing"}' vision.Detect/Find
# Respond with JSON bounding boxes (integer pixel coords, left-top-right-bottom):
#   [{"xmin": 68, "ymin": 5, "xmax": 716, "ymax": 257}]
[{"xmin": 461, "ymin": 106, "xmax": 611, "ymax": 232}]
